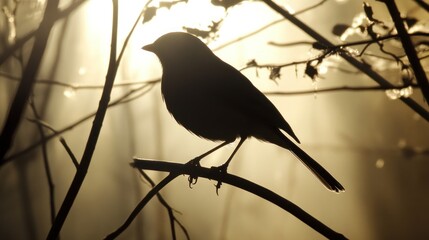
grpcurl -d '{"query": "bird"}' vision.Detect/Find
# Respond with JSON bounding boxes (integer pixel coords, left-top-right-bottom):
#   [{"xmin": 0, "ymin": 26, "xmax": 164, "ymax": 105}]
[{"xmin": 142, "ymin": 32, "xmax": 344, "ymax": 192}]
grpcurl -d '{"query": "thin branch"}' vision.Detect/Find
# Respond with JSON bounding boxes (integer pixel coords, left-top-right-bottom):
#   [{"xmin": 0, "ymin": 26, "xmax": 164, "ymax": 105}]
[
  {"xmin": 59, "ymin": 137, "xmax": 79, "ymax": 169},
  {"xmin": 129, "ymin": 159, "xmax": 348, "ymax": 240},
  {"xmin": 2, "ymin": 83, "xmax": 158, "ymax": 166},
  {"xmin": 265, "ymin": 84, "xmax": 419, "ymax": 96},
  {"xmin": 382, "ymin": 0, "xmax": 429, "ymax": 103},
  {"xmin": 105, "ymin": 172, "xmax": 179, "ymax": 239},
  {"xmin": 137, "ymin": 169, "xmax": 190, "ymax": 240},
  {"xmin": 213, "ymin": 0, "xmax": 328, "ymax": 51},
  {"xmin": 268, "ymin": 32, "xmax": 429, "ymax": 49},
  {"xmin": 47, "ymin": 0, "xmax": 119, "ymax": 238},
  {"xmin": 0, "ymin": 72, "xmax": 160, "ymax": 90},
  {"xmin": 414, "ymin": 0, "xmax": 429, "ymax": 12},
  {"xmin": 261, "ymin": 0, "xmax": 429, "ymax": 121},
  {"xmin": 26, "ymin": 118, "xmax": 80, "ymax": 168},
  {"xmin": 29, "ymin": 96, "xmax": 57, "ymax": 227}
]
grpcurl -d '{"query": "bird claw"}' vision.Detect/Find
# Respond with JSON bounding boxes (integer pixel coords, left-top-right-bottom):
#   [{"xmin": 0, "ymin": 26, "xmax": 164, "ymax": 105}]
[
  {"xmin": 210, "ymin": 164, "xmax": 228, "ymax": 195},
  {"xmin": 187, "ymin": 158, "xmax": 202, "ymax": 188}
]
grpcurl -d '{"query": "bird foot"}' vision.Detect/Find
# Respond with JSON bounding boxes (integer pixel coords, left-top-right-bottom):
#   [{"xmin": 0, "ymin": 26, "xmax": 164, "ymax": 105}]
[
  {"xmin": 210, "ymin": 164, "xmax": 228, "ymax": 195},
  {"xmin": 186, "ymin": 157, "xmax": 202, "ymax": 188}
]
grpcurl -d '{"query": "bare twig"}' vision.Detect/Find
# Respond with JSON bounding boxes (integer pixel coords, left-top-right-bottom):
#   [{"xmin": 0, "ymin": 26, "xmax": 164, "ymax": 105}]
[
  {"xmin": 265, "ymin": 84, "xmax": 419, "ymax": 96},
  {"xmin": 2, "ymin": 83, "xmax": 158, "ymax": 166},
  {"xmin": 213, "ymin": 0, "xmax": 328, "ymax": 51},
  {"xmin": 414, "ymin": 0, "xmax": 429, "ymax": 12},
  {"xmin": 137, "ymin": 169, "xmax": 190, "ymax": 240},
  {"xmin": 29, "ymin": 96, "xmax": 57, "ymax": 228},
  {"xmin": 105, "ymin": 173, "xmax": 179, "ymax": 239},
  {"xmin": 26, "ymin": 118, "xmax": 80, "ymax": 168}
]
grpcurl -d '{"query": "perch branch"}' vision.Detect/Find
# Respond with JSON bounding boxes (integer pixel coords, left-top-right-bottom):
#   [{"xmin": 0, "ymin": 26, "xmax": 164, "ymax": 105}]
[{"xmin": 125, "ymin": 159, "xmax": 347, "ymax": 240}]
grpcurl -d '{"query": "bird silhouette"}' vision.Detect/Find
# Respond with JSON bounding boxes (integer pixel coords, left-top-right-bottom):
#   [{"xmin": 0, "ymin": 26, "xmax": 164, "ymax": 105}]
[{"xmin": 143, "ymin": 32, "xmax": 344, "ymax": 192}]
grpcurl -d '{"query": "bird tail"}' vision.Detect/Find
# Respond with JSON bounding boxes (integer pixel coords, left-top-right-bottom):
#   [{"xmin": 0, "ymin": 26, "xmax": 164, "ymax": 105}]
[{"xmin": 274, "ymin": 132, "xmax": 345, "ymax": 192}]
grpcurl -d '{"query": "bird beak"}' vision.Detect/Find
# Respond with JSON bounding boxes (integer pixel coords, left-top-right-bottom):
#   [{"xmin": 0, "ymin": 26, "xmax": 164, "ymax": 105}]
[{"xmin": 142, "ymin": 43, "xmax": 154, "ymax": 52}]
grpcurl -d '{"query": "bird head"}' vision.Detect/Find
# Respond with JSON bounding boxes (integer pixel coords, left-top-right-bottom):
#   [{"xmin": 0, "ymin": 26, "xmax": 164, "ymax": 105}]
[{"xmin": 142, "ymin": 32, "xmax": 213, "ymax": 69}]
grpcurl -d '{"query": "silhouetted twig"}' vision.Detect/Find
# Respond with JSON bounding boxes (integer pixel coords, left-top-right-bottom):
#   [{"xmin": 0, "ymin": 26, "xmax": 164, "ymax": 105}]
[
  {"xmin": 137, "ymin": 169, "xmax": 190, "ymax": 240},
  {"xmin": 2, "ymin": 82, "xmax": 158, "ymax": 166},
  {"xmin": 213, "ymin": 0, "xmax": 328, "ymax": 51},
  {"xmin": 105, "ymin": 172, "xmax": 179, "ymax": 239},
  {"xmin": 265, "ymin": 84, "xmax": 420, "ymax": 96},
  {"xmin": 26, "ymin": 118, "xmax": 80, "ymax": 168},
  {"xmin": 128, "ymin": 159, "xmax": 348, "ymax": 240},
  {"xmin": 28, "ymin": 96, "xmax": 57, "ymax": 228},
  {"xmin": 414, "ymin": 0, "xmax": 429, "ymax": 12}
]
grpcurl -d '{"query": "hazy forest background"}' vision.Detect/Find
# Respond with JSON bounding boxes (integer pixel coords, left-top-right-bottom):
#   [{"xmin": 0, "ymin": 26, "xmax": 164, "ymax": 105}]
[{"xmin": 0, "ymin": 0, "xmax": 428, "ymax": 239}]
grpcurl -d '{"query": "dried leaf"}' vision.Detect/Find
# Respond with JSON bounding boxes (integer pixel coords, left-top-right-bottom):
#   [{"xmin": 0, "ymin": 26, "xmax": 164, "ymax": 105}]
[
  {"xmin": 211, "ymin": 0, "xmax": 242, "ymax": 9},
  {"xmin": 305, "ymin": 63, "xmax": 318, "ymax": 80},
  {"xmin": 269, "ymin": 67, "xmax": 281, "ymax": 82},
  {"xmin": 143, "ymin": 7, "xmax": 157, "ymax": 23},
  {"xmin": 332, "ymin": 24, "xmax": 350, "ymax": 37},
  {"xmin": 312, "ymin": 42, "xmax": 327, "ymax": 50}
]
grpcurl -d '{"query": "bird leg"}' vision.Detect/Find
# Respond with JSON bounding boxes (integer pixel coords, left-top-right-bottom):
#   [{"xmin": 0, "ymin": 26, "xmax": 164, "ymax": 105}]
[
  {"xmin": 187, "ymin": 140, "xmax": 233, "ymax": 187},
  {"xmin": 211, "ymin": 137, "xmax": 246, "ymax": 194}
]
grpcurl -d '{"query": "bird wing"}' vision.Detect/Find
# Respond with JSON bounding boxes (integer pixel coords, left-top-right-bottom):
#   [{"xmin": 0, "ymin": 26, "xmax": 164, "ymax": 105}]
[{"xmin": 213, "ymin": 59, "xmax": 301, "ymax": 143}]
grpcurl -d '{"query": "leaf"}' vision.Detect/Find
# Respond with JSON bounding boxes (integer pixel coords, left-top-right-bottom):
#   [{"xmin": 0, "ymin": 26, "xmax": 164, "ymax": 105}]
[
  {"xmin": 404, "ymin": 17, "xmax": 418, "ymax": 28},
  {"xmin": 312, "ymin": 42, "xmax": 327, "ymax": 50},
  {"xmin": 363, "ymin": 2, "xmax": 374, "ymax": 21},
  {"xmin": 143, "ymin": 7, "xmax": 157, "ymax": 23},
  {"xmin": 211, "ymin": 0, "xmax": 242, "ymax": 9},
  {"xmin": 183, "ymin": 27, "xmax": 211, "ymax": 39},
  {"xmin": 246, "ymin": 59, "xmax": 257, "ymax": 67},
  {"xmin": 363, "ymin": 2, "xmax": 382, "ymax": 23},
  {"xmin": 269, "ymin": 67, "xmax": 281, "ymax": 82},
  {"xmin": 305, "ymin": 63, "xmax": 318, "ymax": 80},
  {"xmin": 332, "ymin": 24, "xmax": 350, "ymax": 37}
]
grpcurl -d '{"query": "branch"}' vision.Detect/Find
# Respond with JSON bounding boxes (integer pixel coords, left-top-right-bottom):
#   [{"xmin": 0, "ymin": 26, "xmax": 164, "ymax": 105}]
[
  {"xmin": 127, "ymin": 159, "xmax": 348, "ymax": 240},
  {"xmin": 414, "ymin": 0, "xmax": 429, "ymax": 12},
  {"xmin": 105, "ymin": 172, "xmax": 179, "ymax": 239},
  {"xmin": 26, "ymin": 118, "xmax": 80, "ymax": 168},
  {"xmin": 137, "ymin": 169, "xmax": 190, "ymax": 240},
  {"xmin": 29, "ymin": 97, "xmax": 57, "ymax": 227},
  {"xmin": 265, "ymin": 84, "xmax": 420, "ymax": 96},
  {"xmin": 261, "ymin": 0, "xmax": 429, "ymax": 121},
  {"xmin": 2, "ymin": 83, "xmax": 157, "ymax": 166},
  {"xmin": 46, "ymin": 0, "xmax": 119, "ymax": 238},
  {"xmin": 381, "ymin": 0, "xmax": 429, "ymax": 103}
]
